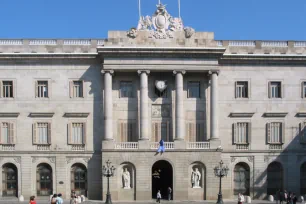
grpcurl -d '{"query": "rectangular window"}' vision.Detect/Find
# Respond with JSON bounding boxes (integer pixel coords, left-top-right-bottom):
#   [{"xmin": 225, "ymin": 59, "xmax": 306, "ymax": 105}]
[
  {"xmin": 268, "ymin": 122, "xmax": 282, "ymax": 144},
  {"xmin": 187, "ymin": 81, "xmax": 200, "ymax": 98},
  {"xmin": 37, "ymin": 81, "xmax": 48, "ymax": 98},
  {"xmin": 72, "ymin": 123, "xmax": 84, "ymax": 144},
  {"xmin": 0, "ymin": 122, "xmax": 15, "ymax": 144},
  {"xmin": 233, "ymin": 123, "xmax": 250, "ymax": 144},
  {"xmin": 235, "ymin": 81, "xmax": 248, "ymax": 98},
  {"xmin": 186, "ymin": 122, "xmax": 205, "ymax": 142},
  {"xmin": 37, "ymin": 123, "xmax": 49, "ymax": 144},
  {"xmin": 152, "ymin": 121, "xmax": 171, "ymax": 142},
  {"xmin": 70, "ymin": 81, "xmax": 83, "ymax": 98},
  {"xmin": 2, "ymin": 81, "xmax": 13, "ymax": 98},
  {"xmin": 120, "ymin": 81, "xmax": 133, "ymax": 98},
  {"xmin": 269, "ymin": 82, "xmax": 282, "ymax": 98},
  {"xmin": 303, "ymin": 82, "xmax": 306, "ymax": 98},
  {"xmin": 119, "ymin": 121, "xmax": 136, "ymax": 142}
]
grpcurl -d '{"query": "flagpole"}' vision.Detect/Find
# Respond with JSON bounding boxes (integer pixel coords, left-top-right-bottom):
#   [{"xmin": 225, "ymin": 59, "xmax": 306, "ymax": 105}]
[
  {"xmin": 178, "ymin": 0, "xmax": 181, "ymax": 18},
  {"xmin": 138, "ymin": 0, "xmax": 141, "ymax": 19}
]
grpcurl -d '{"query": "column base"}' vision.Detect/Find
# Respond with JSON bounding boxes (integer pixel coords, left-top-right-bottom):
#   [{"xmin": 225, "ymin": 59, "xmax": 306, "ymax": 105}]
[
  {"xmin": 102, "ymin": 140, "xmax": 115, "ymax": 150},
  {"xmin": 138, "ymin": 139, "xmax": 150, "ymax": 150},
  {"xmin": 210, "ymin": 139, "xmax": 222, "ymax": 150},
  {"xmin": 174, "ymin": 140, "xmax": 186, "ymax": 149}
]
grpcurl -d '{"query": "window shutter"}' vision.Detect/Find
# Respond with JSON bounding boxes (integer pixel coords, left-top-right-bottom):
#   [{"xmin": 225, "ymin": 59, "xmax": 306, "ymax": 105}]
[
  {"xmin": 268, "ymin": 82, "xmax": 271, "ymax": 98},
  {"xmin": 47, "ymin": 123, "xmax": 51, "ymax": 144},
  {"xmin": 68, "ymin": 123, "xmax": 72, "ymax": 144},
  {"xmin": 47, "ymin": 80, "xmax": 51, "ymax": 98},
  {"xmin": 186, "ymin": 123, "xmax": 189, "ymax": 142},
  {"xmin": 281, "ymin": 122, "xmax": 285, "ymax": 144},
  {"xmin": 302, "ymin": 82, "xmax": 305, "ymax": 98},
  {"xmin": 0, "ymin": 122, "xmax": 2, "ymax": 143},
  {"xmin": 69, "ymin": 81, "xmax": 73, "ymax": 98},
  {"xmin": 35, "ymin": 81, "xmax": 38, "ymax": 97},
  {"xmin": 0, "ymin": 81, "xmax": 2, "ymax": 98},
  {"xmin": 233, "ymin": 123, "xmax": 237, "ymax": 144},
  {"xmin": 152, "ymin": 122, "xmax": 156, "ymax": 142},
  {"xmin": 247, "ymin": 122, "xmax": 252, "ymax": 144},
  {"xmin": 158, "ymin": 123, "xmax": 161, "ymax": 141},
  {"xmin": 166, "ymin": 121, "xmax": 170, "ymax": 142},
  {"xmin": 266, "ymin": 123, "xmax": 271, "ymax": 144},
  {"xmin": 235, "ymin": 81, "xmax": 238, "ymax": 98},
  {"xmin": 11, "ymin": 81, "xmax": 14, "ymax": 98},
  {"xmin": 123, "ymin": 123, "xmax": 127, "ymax": 142},
  {"xmin": 281, "ymin": 82, "xmax": 284, "ymax": 98},
  {"xmin": 82, "ymin": 122, "xmax": 86, "ymax": 145},
  {"xmin": 82, "ymin": 80, "xmax": 85, "ymax": 98},
  {"xmin": 8, "ymin": 123, "xmax": 15, "ymax": 144},
  {"xmin": 132, "ymin": 122, "xmax": 137, "ymax": 142},
  {"xmin": 33, "ymin": 123, "xmax": 37, "ymax": 144}
]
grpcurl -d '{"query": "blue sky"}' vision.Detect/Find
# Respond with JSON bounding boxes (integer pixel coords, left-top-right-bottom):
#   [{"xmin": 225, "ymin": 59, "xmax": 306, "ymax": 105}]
[{"xmin": 0, "ymin": 0, "xmax": 306, "ymax": 40}]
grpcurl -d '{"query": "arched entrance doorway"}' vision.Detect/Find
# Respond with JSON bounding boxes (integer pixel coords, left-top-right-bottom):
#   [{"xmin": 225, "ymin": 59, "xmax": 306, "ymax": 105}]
[
  {"xmin": 300, "ymin": 162, "xmax": 306, "ymax": 195},
  {"xmin": 152, "ymin": 160, "xmax": 173, "ymax": 200},
  {"xmin": 71, "ymin": 163, "xmax": 87, "ymax": 197},
  {"xmin": 2, "ymin": 163, "xmax": 18, "ymax": 197},
  {"xmin": 267, "ymin": 162, "xmax": 283, "ymax": 195},
  {"xmin": 37, "ymin": 163, "xmax": 53, "ymax": 196},
  {"xmin": 233, "ymin": 162, "xmax": 250, "ymax": 196}
]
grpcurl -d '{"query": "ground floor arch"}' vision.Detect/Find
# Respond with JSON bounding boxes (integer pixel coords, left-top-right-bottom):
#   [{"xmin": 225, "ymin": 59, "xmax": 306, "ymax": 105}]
[
  {"xmin": 267, "ymin": 162, "xmax": 283, "ymax": 196},
  {"xmin": 2, "ymin": 163, "xmax": 18, "ymax": 197},
  {"xmin": 152, "ymin": 160, "xmax": 173, "ymax": 200},
  {"xmin": 71, "ymin": 163, "xmax": 87, "ymax": 197},
  {"xmin": 233, "ymin": 162, "xmax": 250, "ymax": 196},
  {"xmin": 37, "ymin": 163, "xmax": 53, "ymax": 196}
]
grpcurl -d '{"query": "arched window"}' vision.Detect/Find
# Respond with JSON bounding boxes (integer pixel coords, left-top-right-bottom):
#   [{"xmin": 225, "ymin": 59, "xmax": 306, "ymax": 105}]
[
  {"xmin": 267, "ymin": 162, "xmax": 283, "ymax": 196},
  {"xmin": 300, "ymin": 162, "xmax": 306, "ymax": 195},
  {"xmin": 2, "ymin": 163, "xmax": 17, "ymax": 197},
  {"xmin": 233, "ymin": 162, "xmax": 250, "ymax": 196},
  {"xmin": 71, "ymin": 164, "xmax": 87, "ymax": 196},
  {"xmin": 37, "ymin": 163, "xmax": 52, "ymax": 196}
]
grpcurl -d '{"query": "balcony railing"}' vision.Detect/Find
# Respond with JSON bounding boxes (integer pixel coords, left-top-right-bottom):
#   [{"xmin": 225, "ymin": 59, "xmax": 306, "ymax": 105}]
[
  {"xmin": 150, "ymin": 142, "xmax": 174, "ymax": 149},
  {"xmin": 36, "ymin": 145, "xmax": 51, "ymax": 151},
  {"xmin": 269, "ymin": 144, "xmax": 283, "ymax": 150},
  {"xmin": 235, "ymin": 144, "xmax": 249, "ymax": 150},
  {"xmin": 187, "ymin": 142, "xmax": 210, "ymax": 149},
  {"xmin": 115, "ymin": 142, "xmax": 138, "ymax": 150},
  {"xmin": 1, "ymin": 144, "xmax": 15, "ymax": 151},
  {"xmin": 70, "ymin": 144, "xmax": 86, "ymax": 151}
]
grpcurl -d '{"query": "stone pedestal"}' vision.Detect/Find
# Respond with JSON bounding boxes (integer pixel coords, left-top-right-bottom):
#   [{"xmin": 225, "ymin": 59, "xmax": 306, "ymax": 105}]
[
  {"xmin": 210, "ymin": 139, "xmax": 221, "ymax": 149},
  {"xmin": 102, "ymin": 140, "xmax": 115, "ymax": 150},
  {"xmin": 138, "ymin": 140, "xmax": 150, "ymax": 149},
  {"xmin": 174, "ymin": 140, "xmax": 186, "ymax": 149}
]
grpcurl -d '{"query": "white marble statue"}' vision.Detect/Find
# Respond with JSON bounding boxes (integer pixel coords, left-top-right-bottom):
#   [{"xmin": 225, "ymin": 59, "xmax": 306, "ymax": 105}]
[
  {"xmin": 122, "ymin": 168, "xmax": 131, "ymax": 189},
  {"xmin": 191, "ymin": 168, "xmax": 201, "ymax": 188}
]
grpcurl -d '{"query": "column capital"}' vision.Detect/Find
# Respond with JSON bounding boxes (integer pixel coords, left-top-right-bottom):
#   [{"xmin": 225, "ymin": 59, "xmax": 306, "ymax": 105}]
[
  {"xmin": 173, "ymin": 70, "xmax": 186, "ymax": 75},
  {"xmin": 137, "ymin": 70, "xmax": 150, "ymax": 75},
  {"xmin": 101, "ymin": 69, "xmax": 114, "ymax": 75},
  {"xmin": 208, "ymin": 70, "xmax": 220, "ymax": 76}
]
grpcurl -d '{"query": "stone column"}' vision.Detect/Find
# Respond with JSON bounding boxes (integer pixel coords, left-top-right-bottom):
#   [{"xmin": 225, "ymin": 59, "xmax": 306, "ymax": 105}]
[
  {"xmin": 173, "ymin": 70, "xmax": 186, "ymax": 141},
  {"xmin": 138, "ymin": 70, "xmax": 150, "ymax": 140},
  {"xmin": 209, "ymin": 71, "xmax": 219, "ymax": 140},
  {"xmin": 102, "ymin": 70, "xmax": 114, "ymax": 141}
]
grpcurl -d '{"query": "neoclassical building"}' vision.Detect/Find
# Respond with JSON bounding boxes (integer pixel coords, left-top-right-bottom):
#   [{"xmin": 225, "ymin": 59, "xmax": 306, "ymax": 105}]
[{"xmin": 0, "ymin": 3, "xmax": 306, "ymax": 201}]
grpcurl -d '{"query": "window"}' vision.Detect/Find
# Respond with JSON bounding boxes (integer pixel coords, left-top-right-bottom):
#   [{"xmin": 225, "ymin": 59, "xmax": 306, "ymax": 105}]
[
  {"xmin": 267, "ymin": 122, "xmax": 283, "ymax": 144},
  {"xmin": 187, "ymin": 81, "xmax": 200, "ymax": 98},
  {"xmin": 70, "ymin": 81, "xmax": 84, "ymax": 98},
  {"xmin": 36, "ymin": 163, "xmax": 52, "ymax": 196},
  {"xmin": 33, "ymin": 122, "xmax": 51, "ymax": 145},
  {"xmin": 302, "ymin": 82, "xmax": 306, "ymax": 98},
  {"xmin": 152, "ymin": 121, "xmax": 171, "ymax": 142},
  {"xmin": 36, "ymin": 81, "xmax": 48, "ymax": 98},
  {"xmin": 71, "ymin": 164, "xmax": 87, "ymax": 197},
  {"xmin": 1, "ymin": 81, "xmax": 14, "ymax": 98},
  {"xmin": 2, "ymin": 163, "xmax": 18, "ymax": 197},
  {"xmin": 68, "ymin": 123, "xmax": 86, "ymax": 145},
  {"xmin": 120, "ymin": 81, "xmax": 133, "ymax": 98},
  {"xmin": 186, "ymin": 122, "xmax": 205, "ymax": 142},
  {"xmin": 233, "ymin": 122, "xmax": 251, "ymax": 144},
  {"xmin": 269, "ymin": 82, "xmax": 282, "ymax": 98},
  {"xmin": 0, "ymin": 122, "xmax": 15, "ymax": 144},
  {"xmin": 118, "ymin": 121, "xmax": 136, "ymax": 142},
  {"xmin": 235, "ymin": 81, "xmax": 248, "ymax": 98}
]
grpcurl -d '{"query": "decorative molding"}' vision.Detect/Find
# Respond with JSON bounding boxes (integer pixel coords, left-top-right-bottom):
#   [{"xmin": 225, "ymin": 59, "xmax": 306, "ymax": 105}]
[
  {"xmin": 248, "ymin": 156, "xmax": 254, "ymax": 162},
  {"xmin": 101, "ymin": 70, "xmax": 115, "ymax": 75},
  {"xmin": 173, "ymin": 70, "xmax": 186, "ymax": 75},
  {"xmin": 66, "ymin": 157, "xmax": 91, "ymax": 164},
  {"xmin": 0, "ymin": 113, "xmax": 20, "ymax": 117},
  {"xmin": 29, "ymin": 112, "xmax": 54, "ymax": 118},
  {"xmin": 231, "ymin": 157, "xmax": 236, "ymax": 163},
  {"xmin": 32, "ymin": 156, "xmax": 55, "ymax": 163},
  {"xmin": 264, "ymin": 156, "xmax": 270, "ymax": 162},
  {"xmin": 229, "ymin": 113, "xmax": 255, "ymax": 118},
  {"xmin": 14, "ymin": 157, "xmax": 21, "ymax": 164},
  {"xmin": 263, "ymin": 112, "xmax": 288, "ymax": 118},
  {"xmin": 152, "ymin": 104, "xmax": 171, "ymax": 118},
  {"xmin": 63, "ymin": 113, "xmax": 90, "ymax": 118},
  {"xmin": 296, "ymin": 112, "xmax": 306, "ymax": 117},
  {"xmin": 137, "ymin": 70, "xmax": 150, "ymax": 75},
  {"xmin": 208, "ymin": 70, "xmax": 220, "ymax": 76}
]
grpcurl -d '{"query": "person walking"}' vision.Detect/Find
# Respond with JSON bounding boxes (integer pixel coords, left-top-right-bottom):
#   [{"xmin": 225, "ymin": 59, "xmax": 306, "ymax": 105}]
[
  {"xmin": 293, "ymin": 193, "xmax": 297, "ymax": 204},
  {"xmin": 156, "ymin": 190, "xmax": 161, "ymax": 203},
  {"xmin": 279, "ymin": 190, "xmax": 284, "ymax": 204},
  {"xmin": 56, "ymin": 193, "xmax": 64, "ymax": 204},
  {"xmin": 29, "ymin": 196, "xmax": 36, "ymax": 204},
  {"xmin": 167, "ymin": 187, "xmax": 172, "ymax": 201},
  {"xmin": 70, "ymin": 196, "xmax": 77, "ymax": 204},
  {"xmin": 51, "ymin": 194, "xmax": 57, "ymax": 204},
  {"xmin": 238, "ymin": 193, "xmax": 242, "ymax": 204}
]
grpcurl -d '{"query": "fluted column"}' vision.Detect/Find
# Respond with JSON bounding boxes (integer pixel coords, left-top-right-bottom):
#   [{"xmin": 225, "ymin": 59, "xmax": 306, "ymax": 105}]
[
  {"xmin": 209, "ymin": 71, "xmax": 219, "ymax": 140},
  {"xmin": 173, "ymin": 70, "xmax": 186, "ymax": 140},
  {"xmin": 138, "ymin": 70, "xmax": 150, "ymax": 140},
  {"xmin": 102, "ymin": 70, "xmax": 114, "ymax": 140}
]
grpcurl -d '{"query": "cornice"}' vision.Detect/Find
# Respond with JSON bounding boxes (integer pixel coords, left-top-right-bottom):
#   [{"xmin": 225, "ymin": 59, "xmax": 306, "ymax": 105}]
[
  {"xmin": 229, "ymin": 113, "xmax": 255, "ymax": 118},
  {"xmin": 263, "ymin": 112, "xmax": 288, "ymax": 118},
  {"xmin": 29, "ymin": 112, "xmax": 54, "ymax": 118},
  {"xmin": 63, "ymin": 113, "xmax": 90, "ymax": 118},
  {"xmin": 0, "ymin": 53, "xmax": 98, "ymax": 60},
  {"xmin": 0, "ymin": 112, "xmax": 20, "ymax": 117},
  {"xmin": 296, "ymin": 112, "xmax": 306, "ymax": 117}
]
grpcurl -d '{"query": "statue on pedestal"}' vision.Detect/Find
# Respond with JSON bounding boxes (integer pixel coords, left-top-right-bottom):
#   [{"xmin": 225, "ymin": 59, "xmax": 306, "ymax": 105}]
[
  {"xmin": 122, "ymin": 168, "xmax": 131, "ymax": 189},
  {"xmin": 191, "ymin": 168, "xmax": 201, "ymax": 188}
]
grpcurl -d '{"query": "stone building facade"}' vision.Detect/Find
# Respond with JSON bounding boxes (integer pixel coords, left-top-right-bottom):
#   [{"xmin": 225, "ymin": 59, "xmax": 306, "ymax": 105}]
[{"xmin": 1, "ymin": 4, "xmax": 306, "ymax": 201}]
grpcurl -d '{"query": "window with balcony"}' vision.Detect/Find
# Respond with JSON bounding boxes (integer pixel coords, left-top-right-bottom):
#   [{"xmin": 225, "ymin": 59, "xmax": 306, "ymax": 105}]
[
  {"xmin": 186, "ymin": 122, "xmax": 205, "ymax": 142},
  {"xmin": 235, "ymin": 81, "xmax": 248, "ymax": 98},
  {"xmin": 70, "ymin": 80, "xmax": 84, "ymax": 98},
  {"xmin": 36, "ymin": 81, "xmax": 49, "ymax": 98},
  {"xmin": 0, "ymin": 122, "xmax": 15, "ymax": 144},
  {"xmin": 118, "ymin": 120, "xmax": 137, "ymax": 142},
  {"xmin": 1, "ymin": 81, "xmax": 14, "ymax": 98},
  {"xmin": 33, "ymin": 122, "xmax": 51, "ymax": 144},
  {"xmin": 152, "ymin": 121, "xmax": 171, "ymax": 142},
  {"xmin": 267, "ymin": 122, "xmax": 284, "ymax": 144},
  {"xmin": 187, "ymin": 81, "xmax": 200, "ymax": 98},
  {"xmin": 68, "ymin": 123, "xmax": 86, "ymax": 145},
  {"xmin": 269, "ymin": 82, "xmax": 282, "ymax": 98},
  {"xmin": 302, "ymin": 82, "xmax": 306, "ymax": 98},
  {"xmin": 233, "ymin": 122, "xmax": 251, "ymax": 144},
  {"xmin": 120, "ymin": 81, "xmax": 133, "ymax": 98}
]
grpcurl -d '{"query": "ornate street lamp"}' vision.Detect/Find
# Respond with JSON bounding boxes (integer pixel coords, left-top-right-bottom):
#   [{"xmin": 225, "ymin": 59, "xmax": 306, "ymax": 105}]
[
  {"xmin": 102, "ymin": 160, "xmax": 116, "ymax": 204},
  {"xmin": 214, "ymin": 160, "xmax": 229, "ymax": 204}
]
